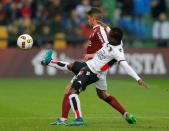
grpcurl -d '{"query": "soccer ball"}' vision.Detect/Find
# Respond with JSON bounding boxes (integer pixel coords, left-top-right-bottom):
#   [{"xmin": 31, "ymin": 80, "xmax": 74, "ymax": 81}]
[{"xmin": 17, "ymin": 34, "xmax": 33, "ymax": 50}]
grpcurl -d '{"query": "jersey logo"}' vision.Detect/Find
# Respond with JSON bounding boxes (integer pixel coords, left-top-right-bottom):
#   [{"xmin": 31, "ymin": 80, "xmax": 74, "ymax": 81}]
[{"xmin": 96, "ymin": 49, "xmax": 106, "ymax": 60}]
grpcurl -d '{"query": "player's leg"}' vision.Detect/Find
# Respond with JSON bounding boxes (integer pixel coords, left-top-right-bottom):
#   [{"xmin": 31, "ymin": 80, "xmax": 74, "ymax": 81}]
[
  {"xmin": 61, "ymin": 76, "xmax": 77, "ymax": 119},
  {"xmin": 66, "ymin": 67, "xmax": 99, "ymax": 126},
  {"xmin": 66, "ymin": 87, "xmax": 84, "ymax": 126},
  {"xmin": 95, "ymin": 78, "xmax": 136, "ymax": 124},
  {"xmin": 50, "ymin": 75, "xmax": 80, "ymax": 125},
  {"xmin": 50, "ymin": 82, "xmax": 72, "ymax": 125},
  {"xmin": 41, "ymin": 50, "xmax": 87, "ymax": 75},
  {"xmin": 41, "ymin": 49, "xmax": 73, "ymax": 71}
]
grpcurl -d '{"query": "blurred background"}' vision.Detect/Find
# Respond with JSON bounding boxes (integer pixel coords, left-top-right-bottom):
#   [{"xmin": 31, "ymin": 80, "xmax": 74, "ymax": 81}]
[
  {"xmin": 0, "ymin": 0, "xmax": 169, "ymax": 77},
  {"xmin": 0, "ymin": 0, "xmax": 169, "ymax": 48}
]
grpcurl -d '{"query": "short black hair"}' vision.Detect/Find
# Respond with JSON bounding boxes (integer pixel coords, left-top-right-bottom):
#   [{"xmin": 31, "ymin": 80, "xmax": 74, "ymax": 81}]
[
  {"xmin": 108, "ymin": 27, "xmax": 123, "ymax": 45},
  {"xmin": 87, "ymin": 7, "xmax": 103, "ymax": 20}
]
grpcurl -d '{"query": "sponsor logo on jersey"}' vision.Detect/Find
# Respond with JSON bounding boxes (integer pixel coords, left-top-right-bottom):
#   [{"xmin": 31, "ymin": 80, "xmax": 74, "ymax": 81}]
[{"xmin": 96, "ymin": 49, "xmax": 106, "ymax": 60}]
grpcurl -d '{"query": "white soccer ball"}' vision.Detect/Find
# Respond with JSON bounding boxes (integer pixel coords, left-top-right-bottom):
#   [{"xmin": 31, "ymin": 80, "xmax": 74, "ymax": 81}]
[{"xmin": 17, "ymin": 34, "xmax": 33, "ymax": 50}]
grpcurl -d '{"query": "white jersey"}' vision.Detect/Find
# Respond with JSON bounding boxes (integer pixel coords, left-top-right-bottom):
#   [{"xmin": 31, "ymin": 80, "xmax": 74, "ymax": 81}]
[{"xmin": 86, "ymin": 43, "xmax": 125, "ymax": 74}]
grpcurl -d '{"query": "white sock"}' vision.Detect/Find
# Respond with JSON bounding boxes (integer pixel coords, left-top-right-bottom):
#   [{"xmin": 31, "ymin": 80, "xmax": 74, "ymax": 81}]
[
  {"xmin": 48, "ymin": 60, "xmax": 69, "ymax": 71},
  {"xmin": 123, "ymin": 112, "xmax": 128, "ymax": 119},
  {"xmin": 60, "ymin": 117, "xmax": 67, "ymax": 121},
  {"xmin": 69, "ymin": 94, "xmax": 82, "ymax": 119}
]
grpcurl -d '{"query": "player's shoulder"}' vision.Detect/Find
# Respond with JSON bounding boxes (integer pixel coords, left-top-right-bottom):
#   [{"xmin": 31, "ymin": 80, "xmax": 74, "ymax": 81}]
[
  {"xmin": 108, "ymin": 44, "xmax": 124, "ymax": 55},
  {"xmin": 94, "ymin": 25, "xmax": 104, "ymax": 32}
]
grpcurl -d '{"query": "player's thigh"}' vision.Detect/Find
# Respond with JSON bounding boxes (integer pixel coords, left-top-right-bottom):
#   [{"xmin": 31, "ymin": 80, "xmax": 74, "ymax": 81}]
[
  {"xmin": 95, "ymin": 78, "xmax": 111, "ymax": 99},
  {"xmin": 71, "ymin": 61, "xmax": 87, "ymax": 75},
  {"xmin": 96, "ymin": 70, "xmax": 108, "ymax": 90},
  {"xmin": 95, "ymin": 78, "xmax": 107, "ymax": 91},
  {"xmin": 65, "ymin": 82, "xmax": 72, "ymax": 94}
]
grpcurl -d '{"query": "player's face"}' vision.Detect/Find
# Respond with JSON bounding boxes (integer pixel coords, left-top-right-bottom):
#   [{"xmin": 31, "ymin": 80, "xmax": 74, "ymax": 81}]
[{"xmin": 88, "ymin": 15, "xmax": 94, "ymax": 27}]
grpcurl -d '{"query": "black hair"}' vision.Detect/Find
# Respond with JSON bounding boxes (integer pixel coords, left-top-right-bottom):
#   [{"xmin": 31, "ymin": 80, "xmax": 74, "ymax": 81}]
[
  {"xmin": 108, "ymin": 27, "xmax": 123, "ymax": 45},
  {"xmin": 87, "ymin": 7, "xmax": 103, "ymax": 20}
]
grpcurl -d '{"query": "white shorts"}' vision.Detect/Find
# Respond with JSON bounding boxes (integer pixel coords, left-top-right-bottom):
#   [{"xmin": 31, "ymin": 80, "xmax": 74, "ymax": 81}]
[
  {"xmin": 70, "ymin": 70, "xmax": 107, "ymax": 91},
  {"xmin": 95, "ymin": 70, "xmax": 107, "ymax": 90}
]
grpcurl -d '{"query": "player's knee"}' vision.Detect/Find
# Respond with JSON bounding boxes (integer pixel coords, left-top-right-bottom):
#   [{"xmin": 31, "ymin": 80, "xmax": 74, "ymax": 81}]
[
  {"xmin": 68, "ymin": 87, "xmax": 77, "ymax": 95},
  {"xmin": 67, "ymin": 63, "xmax": 74, "ymax": 70},
  {"xmin": 96, "ymin": 89, "xmax": 110, "ymax": 100},
  {"xmin": 65, "ymin": 83, "xmax": 72, "ymax": 94},
  {"xmin": 96, "ymin": 89, "xmax": 104, "ymax": 100},
  {"xmin": 71, "ymin": 81, "xmax": 82, "ymax": 94}
]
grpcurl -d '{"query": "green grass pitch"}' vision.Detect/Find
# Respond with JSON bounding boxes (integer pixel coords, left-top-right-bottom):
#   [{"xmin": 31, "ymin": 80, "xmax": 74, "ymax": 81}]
[{"xmin": 0, "ymin": 78, "xmax": 169, "ymax": 131}]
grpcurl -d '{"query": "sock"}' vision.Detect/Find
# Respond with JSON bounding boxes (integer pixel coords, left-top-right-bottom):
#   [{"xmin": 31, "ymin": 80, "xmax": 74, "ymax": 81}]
[
  {"xmin": 105, "ymin": 95, "xmax": 126, "ymax": 115},
  {"xmin": 60, "ymin": 117, "xmax": 67, "ymax": 121},
  {"xmin": 69, "ymin": 94, "xmax": 82, "ymax": 119},
  {"xmin": 61, "ymin": 94, "xmax": 71, "ymax": 119},
  {"xmin": 123, "ymin": 112, "xmax": 129, "ymax": 119},
  {"xmin": 48, "ymin": 60, "xmax": 69, "ymax": 71}
]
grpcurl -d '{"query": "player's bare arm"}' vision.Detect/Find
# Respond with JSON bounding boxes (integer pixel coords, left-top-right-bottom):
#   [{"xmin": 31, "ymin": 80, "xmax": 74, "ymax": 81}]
[
  {"xmin": 138, "ymin": 80, "xmax": 149, "ymax": 88},
  {"xmin": 84, "ymin": 53, "xmax": 95, "ymax": 61}
]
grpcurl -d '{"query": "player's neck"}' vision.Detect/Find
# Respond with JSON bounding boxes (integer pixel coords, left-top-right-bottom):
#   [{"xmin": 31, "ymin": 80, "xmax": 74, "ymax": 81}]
[{"xmin": 92, "ymin": 21, "xmax": 99, "ymax": 27}]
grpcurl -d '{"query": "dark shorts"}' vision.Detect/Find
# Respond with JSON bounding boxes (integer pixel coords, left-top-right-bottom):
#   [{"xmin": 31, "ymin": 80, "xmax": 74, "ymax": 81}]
[
  {"xmin": 71, "ymin": 61, "xmax": 87, "ymax": 75},
  {"xmin": 71, "ymin": 66, "xmax": 99, "ymax": 94}
]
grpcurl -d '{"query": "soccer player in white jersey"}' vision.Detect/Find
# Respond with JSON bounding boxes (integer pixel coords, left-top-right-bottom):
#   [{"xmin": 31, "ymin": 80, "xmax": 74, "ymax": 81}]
[
  {"xmin": 41, "ymin": 27, "xmax": 149, "ymax": 126},
  {"xmin": 43, "ymin": 7, "xmax": 132, "ymax": 126}
]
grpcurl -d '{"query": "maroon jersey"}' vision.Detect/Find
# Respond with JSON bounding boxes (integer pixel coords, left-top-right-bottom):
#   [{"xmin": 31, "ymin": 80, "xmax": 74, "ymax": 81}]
[{"xmin": 87, "ymin": 25, "xmax": 108, "ymax": 54}]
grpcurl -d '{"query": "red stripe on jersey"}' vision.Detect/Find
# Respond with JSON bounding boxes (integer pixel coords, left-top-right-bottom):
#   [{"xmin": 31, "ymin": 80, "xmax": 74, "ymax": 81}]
[
  {"xmin": 75, "ymin": 110, "xmax": 80, "ymax": 118},
  {"xmin": 100, "ymin": 64, "xmax": 110, "ymax": 71},
  {"xmin": 50, "ymin": 61, "xmax": 58, "ymax": 64}
]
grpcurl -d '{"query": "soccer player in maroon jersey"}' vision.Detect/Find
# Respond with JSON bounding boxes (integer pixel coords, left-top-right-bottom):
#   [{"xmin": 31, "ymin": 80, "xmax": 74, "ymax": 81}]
[{"xmin": 45, "ymin": 7, "xmax": 133, "ymax": 125}]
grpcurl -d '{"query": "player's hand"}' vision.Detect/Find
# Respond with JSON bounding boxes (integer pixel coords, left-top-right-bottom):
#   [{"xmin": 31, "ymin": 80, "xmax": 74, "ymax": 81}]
[
  {"xmin": 84, "ymin": 54, "xmax": 95, "ymax": 61},
  {"xmin": 138, "ymin": 80, "xmax": 149, "ymax": 88},
  {"xmin": 96, "ymin": 20, "xmax": 107, "ymax": 29}
]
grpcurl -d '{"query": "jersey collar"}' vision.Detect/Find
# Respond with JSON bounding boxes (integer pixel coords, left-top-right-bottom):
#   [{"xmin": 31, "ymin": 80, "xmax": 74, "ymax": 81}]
[
  {"xmin": 108, "ymin": 42, "xmax": 120, "ymax": 46},
  {"xmin": 93, "ymin": 25, "xmax": 100, "ymax": 29}
]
